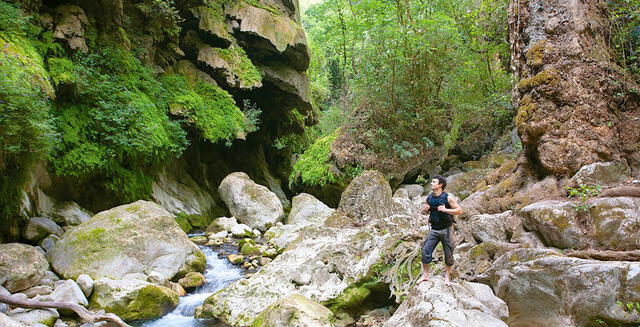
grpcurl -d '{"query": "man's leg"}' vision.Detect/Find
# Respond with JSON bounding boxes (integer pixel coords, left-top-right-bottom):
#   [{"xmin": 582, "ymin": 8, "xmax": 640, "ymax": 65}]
[
  {"xmin": 442, "ymin": 227, "xmax": 455, "ymax": 285},
  {"xmin": 419, "ymin": 230, "xmax": 438, "ymax": 283}
]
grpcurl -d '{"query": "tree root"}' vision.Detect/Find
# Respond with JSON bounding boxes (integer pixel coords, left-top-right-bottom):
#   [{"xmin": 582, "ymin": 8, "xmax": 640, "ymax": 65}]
[
  {"xmin": 0, "ymin": 294, "xmax": 131, "ymax": 327},
  {"xmin": 565, "ymin": 249, "xmax": 640, "ymax": 261}
]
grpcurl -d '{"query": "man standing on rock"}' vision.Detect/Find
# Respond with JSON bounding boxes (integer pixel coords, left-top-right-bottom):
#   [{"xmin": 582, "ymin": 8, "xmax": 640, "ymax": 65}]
[{"xmin": 418, "ymin": 175, "xmax": 463, "ymax": 285}]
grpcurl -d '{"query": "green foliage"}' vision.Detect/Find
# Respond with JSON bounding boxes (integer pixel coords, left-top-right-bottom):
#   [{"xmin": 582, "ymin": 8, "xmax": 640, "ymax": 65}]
[
  {"xmin": 134, "ymin": 0, "xmax": 183, "ymax": 42},
  {"xmin": 0, "ymin": 34, "xmax": 55, "ymax": 171},
  {"xmin": 289, "ymin": 132, "xmax": 339, "ymax": 187},
  {"xmin": 51, "ymin": 48, "xmax": 187, "ymax": 202},
  {"xmin": 616, "ymin": 300, "xmax": 640, "ymax": 314},
  {"xmin": 0, "ymin": 1, "xmax": 30, "ymax": 36},
  {"xmin": 301, "ymin": 0, "xmax": 514, "ymax": 168},
  {"xmin": 213, "ymin": 44, "xmax": 262, "ymax": 87},
  {"xmin": 0, "ymin": 2, "xmax": 57, "ymax": 236},
  {"xmin": 566, "ymin": 184, "xmax": 602, "ymax": 212},
  {"xmin": 608, "ymin": 0, "xmax": 640, "ymax": 80},
  {"xmin": 242, "ymin": 99, "xmax": 261, "ymax": 134},
  {"xmin": 47, "ymin": 57, "xmax": 76, "ymax": 85},
  {"xmin": 160, "ymin": 73, "xmax": 249, "ymax": 145}
]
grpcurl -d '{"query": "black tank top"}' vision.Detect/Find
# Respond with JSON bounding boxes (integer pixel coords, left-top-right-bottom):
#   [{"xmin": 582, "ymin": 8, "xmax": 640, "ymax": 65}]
[{"xmin": 427, "ymin": 192, "xmax": 452, "ymax": 230}]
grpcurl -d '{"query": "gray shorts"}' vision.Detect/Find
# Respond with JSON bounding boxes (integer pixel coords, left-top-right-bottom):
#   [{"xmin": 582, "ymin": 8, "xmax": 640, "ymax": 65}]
[{"xmin": 421, "ymin": 227, "xmax": 454, "ymax": 266}]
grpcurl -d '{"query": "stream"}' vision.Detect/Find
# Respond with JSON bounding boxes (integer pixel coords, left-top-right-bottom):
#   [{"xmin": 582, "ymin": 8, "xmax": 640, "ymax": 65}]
[{"xmin": 139, "ymin": 234, "xmax": 243, "ymax": 327}]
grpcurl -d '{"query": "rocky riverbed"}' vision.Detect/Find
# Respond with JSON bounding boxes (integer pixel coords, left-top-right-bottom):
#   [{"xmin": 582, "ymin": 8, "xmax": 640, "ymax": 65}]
[{"xmin": 2, "ymin": 161, "xmax": 640, "ymax": 327}]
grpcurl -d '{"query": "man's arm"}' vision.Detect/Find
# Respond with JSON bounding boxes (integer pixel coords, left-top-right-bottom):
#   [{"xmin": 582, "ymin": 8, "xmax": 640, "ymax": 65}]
[
  {"xmin": 421, "ymin": 202, "xmax": 430, "ymax": 215},
  {"xmin": 437, "ymin": 196, "xmax": 463, "ymax": 215}
]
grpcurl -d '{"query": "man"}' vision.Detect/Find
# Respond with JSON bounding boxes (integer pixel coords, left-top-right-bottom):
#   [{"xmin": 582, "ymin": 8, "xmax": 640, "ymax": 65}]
[{"xmin": 418, "ymin": 175, "xmax": 463, "ymax": 285}]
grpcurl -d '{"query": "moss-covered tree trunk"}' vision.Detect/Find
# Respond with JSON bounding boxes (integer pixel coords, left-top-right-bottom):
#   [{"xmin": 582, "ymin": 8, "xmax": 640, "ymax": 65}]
[{"xmin": 509, "ymin": 0, "xmax": 640, "ymax": 176}]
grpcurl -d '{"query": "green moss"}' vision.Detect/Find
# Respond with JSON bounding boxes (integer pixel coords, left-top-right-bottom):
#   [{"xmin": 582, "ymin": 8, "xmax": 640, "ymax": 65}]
[
  {"xmin": 174, "ymin": 212, "xmax": 211, "ymax": 228},
  {"xmin": 469, "ymin": 242, "xmax": 499, "ymax": 260},
  {"xmin": 240, "ymin": 243, "xmax": 262, "ymax": 255},
  {"xmin": 160, "ymin": 73, "xmax": 246, "ymax": 144},
  {"xmin": 175, "ymin": 214, "xmax": 192, "ymax": 232},
  {"xmin": 525, "ymin": 40, "xmax": 546, "ymax": 67},
  {"xmin": 179, "ymin": 272, "xmax": 205, "ymax": 288},
  {"xmin": 516, "ymin": 69, "xmax": 560, "ymax": 90},
  {"xmin": 96, "ymin": 284, "xmax": 179, "ymax": 321},
  {"xmin": 213, "ymin": 44, "xmax": 262, "ymax": 88},
  {"xmin": 289, "ymin": 131, "xmax": 339, "ymax": 187},
  {"xmin": 515, "ymin": 94, "xmax": 538, "ymax": 127},
  {"xmin": 244, "ymin": 0, "xmax": 279, "ymax": 15},
  {"xmin": 287, "ymin": 108, "xmax": 305, "ymax": 128},
  {"xmin": 0, "ymin": 8, "xmax": 57, "ymax": 236}
]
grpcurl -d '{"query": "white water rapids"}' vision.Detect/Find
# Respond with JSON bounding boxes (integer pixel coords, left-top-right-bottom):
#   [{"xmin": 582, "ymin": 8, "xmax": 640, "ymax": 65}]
[{"xmin": 140, "ymin": 235, "xmax": 243, "ymax": 327}]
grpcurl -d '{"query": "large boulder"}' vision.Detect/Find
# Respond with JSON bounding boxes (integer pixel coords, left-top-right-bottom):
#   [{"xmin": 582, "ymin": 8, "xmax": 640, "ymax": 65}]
[
  {"xmin": 398, "ymin": 184, "xmax": 424, "ymax": 199},
  {"xmin": 264, "ymin": 224, "xmax": 307, "ymax": 250},
  {"xmin": 520, "ymin": 197, "xmax": 640, "ymax": 250},
  {"xmin": 196, "ymin": 215, "xmax": 412, "ymax": 326},
  {"xmin": 218, "ymin": 172, "xmax": 284, "ymax": 231},
  {"xmin": 518, "ymin": 200, "xmax": 584, "ymax": 249},
  {"xmin": 480, "ymin": 248, "xmax": 640, "ymax": 327},
  {"xmin": 48, "ymin": 201, "xmax": 205, "ymax": 281},
  {"xmin": 288, "ymin": 193, "xmax": 334, "ymax": 225},
  {"xmin": 588, "ymin": 197, "xmax": 640, "ymax": 250},
  {"xmin": 22, "ymin": 217, "xmax": 64, "ymax": 242},
  {"xmin": 253, "ymin": 294, "xmax": 334, "ymax": 327},
  {"xmin": 89, "ymin": 278, "xmax": 179, "ymax": 321},
  {"xmin": 467, "ymin": 212, "xmax": 511, "ymax": 243},
  {"xmin": 325, "ymin": 170, "xmax": 398, "ymax": 227},
  {"xmin": 0, "ymin": 243, "xmax": 49, "ymax": 292},
  {"xmin": 385, "ymin": 278, "xmax": 508, "ymax": 327},
  {"xmin": 447, "ymin": 170, "xmax": 491, "ymax": 200},
  {"xmin": 572, "ymin": 160, "xmax": 631, "ymax": 187}
]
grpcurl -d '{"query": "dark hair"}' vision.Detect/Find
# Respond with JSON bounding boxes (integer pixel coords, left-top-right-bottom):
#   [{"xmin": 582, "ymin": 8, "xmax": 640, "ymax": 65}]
[{"xmin": 433, "ymin": 175, "xmax": 447, "ymax": 190}]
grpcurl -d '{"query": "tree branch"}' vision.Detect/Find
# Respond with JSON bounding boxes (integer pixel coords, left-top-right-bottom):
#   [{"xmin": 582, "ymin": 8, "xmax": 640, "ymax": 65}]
[
  {"xmin": 565, "ymin": 249, "xmax": 640, "ymax": 261},
  {"xmin": 0, "ymin": 294, "xmax": 131, "ymax": 327}
]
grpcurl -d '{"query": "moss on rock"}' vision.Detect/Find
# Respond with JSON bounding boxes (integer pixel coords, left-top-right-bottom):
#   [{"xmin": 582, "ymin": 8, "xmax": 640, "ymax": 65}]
[{"xmin": 89, "ymin": 278, "xmax": 179, "ymax": 321}]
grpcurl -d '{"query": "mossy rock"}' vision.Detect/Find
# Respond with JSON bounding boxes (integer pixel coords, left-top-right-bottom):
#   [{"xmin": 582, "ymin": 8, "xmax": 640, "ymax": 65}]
[
  {"xmin": 253, "ymin": 294, "xmax": 334, "ymax": 327},
  {"xmin": 175, "ymin": 215, "xmax": 192, "ymax": 233},
  {"xmin": 178, "ymin": 272, "xmax": 205, "ymax": 289},
  {"xmin": 228, "ymin": 254, "xmax": 245, "ymax": 264},
  {"xmin": 190, "ymin": 235, "xmax": 208, "ymax": 245},
  {"xmin": 240, "ymin": 243, "xmax": 263, "ymax": 256},
  {"xmin": 0, "ymin": 243, "xmax": 49, "ymax": 293},
  {"xmin": 89, "ymin": 278, "xmax": 179, "ymax": 321},
  {"xmin": 48, "ymin": 201, "xmax": 205, "ymax": 281}
]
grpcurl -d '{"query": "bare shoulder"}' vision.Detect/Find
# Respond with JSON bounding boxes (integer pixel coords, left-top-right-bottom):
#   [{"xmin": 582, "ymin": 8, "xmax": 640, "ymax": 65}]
[{"xmin": 447, "ymin": 193, "xmax": 460, "ymax": 207}]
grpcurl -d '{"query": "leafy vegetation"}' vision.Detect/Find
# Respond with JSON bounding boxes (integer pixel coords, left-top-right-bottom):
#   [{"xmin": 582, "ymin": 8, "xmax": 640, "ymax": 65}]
[
  {"xmin": 566, "ymin": 184, "xmax": 602, "ymax": 212},
  {"xmin": 291, "ymin": 0, "xmax": 514, "ymax": 187},
  {"xmin": 0, "ymin": 2, "xmax": 56, "ymax": 235},
  {"xmin": 289, "ymin": 132, "xmax": 339, "ymax": 187},
  {"xmin": 50, "ymin": 48, "xmax": 188, "ymax": 201},
  {"xmin": 0, "ymin": 0, "xmax": 261, "ymax": 217},
  {"xmin": 608, "ymin": 0, "xmax": 640, "ymax": 80}
]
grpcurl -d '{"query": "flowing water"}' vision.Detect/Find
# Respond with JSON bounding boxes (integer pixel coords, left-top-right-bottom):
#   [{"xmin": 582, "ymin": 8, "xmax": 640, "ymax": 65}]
[{"xmin": 140, "ymin": 234, "xmax": 243, "ymax": 327}]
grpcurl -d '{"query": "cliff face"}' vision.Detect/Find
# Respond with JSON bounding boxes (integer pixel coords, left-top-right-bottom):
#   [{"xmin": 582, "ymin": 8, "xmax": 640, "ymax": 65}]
[
  {"xmin": 509, "ymin": 0, "xmax": 640, "ymax": 177},
  {"xmin": 0, "ymin": 0, "xmax": 312, "ymax": 240}
]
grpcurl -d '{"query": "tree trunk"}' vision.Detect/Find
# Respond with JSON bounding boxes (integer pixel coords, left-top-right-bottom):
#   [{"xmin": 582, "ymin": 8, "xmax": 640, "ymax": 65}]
[{"xmin": 508, "ymin": 0, "xmax": 640, "ymax": 177}]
